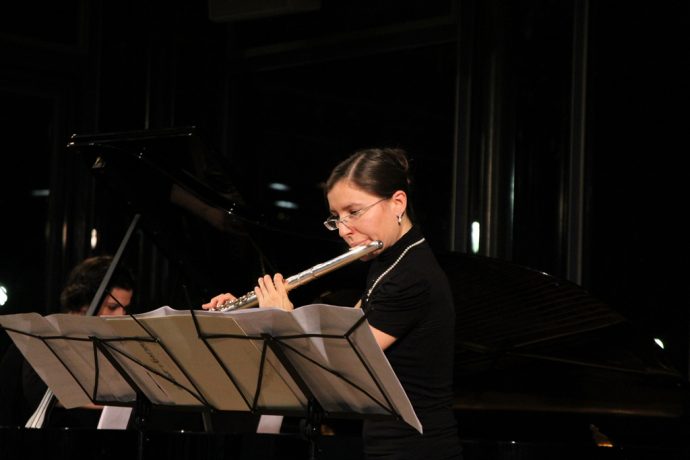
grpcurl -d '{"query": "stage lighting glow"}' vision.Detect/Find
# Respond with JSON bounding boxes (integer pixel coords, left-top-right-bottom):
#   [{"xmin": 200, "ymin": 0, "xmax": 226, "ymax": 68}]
[
  {"xmin": 268, "ymin": 182, "xmax": 290, "ymax": 191},
  {"xmin": 90, "ymin": 228, "xmax": 99, "ymax": 250},
  {"xmin": 274, "ymin": 200, "xmax": 298, "ymax": 210},
  {"xmin": 0, "ymin": 285, "xmax": 8, "ymax": 307},
  {"xmin": 471, "ymin": 221, "xmax": 481, "ymax": 254}
]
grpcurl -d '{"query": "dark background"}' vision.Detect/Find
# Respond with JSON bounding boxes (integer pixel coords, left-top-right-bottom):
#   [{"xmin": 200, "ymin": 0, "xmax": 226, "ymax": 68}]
[{"xmin": 0, "ymin": 0, "xmax": 689, "ymax": 453}]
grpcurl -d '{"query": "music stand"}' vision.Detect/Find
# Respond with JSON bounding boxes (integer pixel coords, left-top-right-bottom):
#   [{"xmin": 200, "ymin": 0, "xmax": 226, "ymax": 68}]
[{"xmin": 0, "ymin": 304, "xmax": 420, "ymax": 460}]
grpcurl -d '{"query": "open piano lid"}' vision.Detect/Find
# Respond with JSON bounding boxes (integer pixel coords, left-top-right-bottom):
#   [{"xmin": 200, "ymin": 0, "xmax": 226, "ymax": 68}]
[
  {"xmin": 67, "ymin": 126, "xmax": 689, "ymax": 418},
  {"xmin": 439, "ymin": 251, "xmax": 690, "ymax": 418},
  {"xmin": 67, "ymin": 126, "xmax": 259, "ymax": 227},
  {"xmin": 66, "ymin": 126, "xmax": 355, "ymax": 309},
  {"xmin": 62, "ymin": 126, "xmax": 690, "ymax": 456}
]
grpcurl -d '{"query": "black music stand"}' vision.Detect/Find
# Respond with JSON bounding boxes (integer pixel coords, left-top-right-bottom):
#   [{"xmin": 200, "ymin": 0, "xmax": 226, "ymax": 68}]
[{"xmin": 0, "ymin": 304, "xmax": 420, "ymax": 460}]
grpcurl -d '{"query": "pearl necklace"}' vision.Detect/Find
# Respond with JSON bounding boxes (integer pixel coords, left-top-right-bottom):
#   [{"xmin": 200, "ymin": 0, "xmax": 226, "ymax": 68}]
[{"xmin": 365, "ymin": 237, "xmax": 425, "ymax": 304}]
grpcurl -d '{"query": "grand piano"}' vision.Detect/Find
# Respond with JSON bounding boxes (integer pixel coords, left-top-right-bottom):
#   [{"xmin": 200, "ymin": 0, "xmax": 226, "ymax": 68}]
[{"xmin": 1, "ymin": 126, "xmax": 688, "ymax": 459}]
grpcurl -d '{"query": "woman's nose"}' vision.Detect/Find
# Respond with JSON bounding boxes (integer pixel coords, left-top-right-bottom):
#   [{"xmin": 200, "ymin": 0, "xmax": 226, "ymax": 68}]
[{"xmin": 338, "ymin": 222, "xmax": 353, "ymax": 238}]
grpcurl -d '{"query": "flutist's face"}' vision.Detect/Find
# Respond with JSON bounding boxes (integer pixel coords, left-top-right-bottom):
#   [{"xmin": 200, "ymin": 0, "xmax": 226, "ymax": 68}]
[{"xmin": 327, "ymin": 180, "xmax": 409, "ymax": 258}]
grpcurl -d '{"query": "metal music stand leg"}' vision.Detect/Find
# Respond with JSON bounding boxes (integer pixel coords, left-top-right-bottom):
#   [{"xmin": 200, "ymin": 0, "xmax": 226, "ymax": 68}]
[
  {"xmin": 263, "ymin": 333, "xmax": 325, "ymax": 460},
  {"xmin": 303, "ymin": 398, "xmax": 324, "ymax": 460}
]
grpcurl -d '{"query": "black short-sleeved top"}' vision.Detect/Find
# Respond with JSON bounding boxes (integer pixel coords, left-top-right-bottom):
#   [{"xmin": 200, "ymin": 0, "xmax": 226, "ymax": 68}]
[{"xmin": 362, "ymin": 226, "xmax": 462, "ymax": 459}]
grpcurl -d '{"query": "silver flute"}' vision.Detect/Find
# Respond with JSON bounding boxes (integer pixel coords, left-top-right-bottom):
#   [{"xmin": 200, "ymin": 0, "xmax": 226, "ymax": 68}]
[{"xmin": 215, "ymin": 240, "xmax": 383, "ymax": 312}]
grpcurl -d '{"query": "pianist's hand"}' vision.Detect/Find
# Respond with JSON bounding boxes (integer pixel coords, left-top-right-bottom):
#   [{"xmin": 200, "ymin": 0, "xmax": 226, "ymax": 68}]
[{"xmin": 255, "ymin": 273, "xmax": 294, "ymax": 312}]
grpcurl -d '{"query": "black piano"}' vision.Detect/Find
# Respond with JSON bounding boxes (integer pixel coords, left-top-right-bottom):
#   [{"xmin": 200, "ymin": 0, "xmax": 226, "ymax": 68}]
[{"xmin": 1, "ymin": 127, "xmax": 689, "ymax": 459}]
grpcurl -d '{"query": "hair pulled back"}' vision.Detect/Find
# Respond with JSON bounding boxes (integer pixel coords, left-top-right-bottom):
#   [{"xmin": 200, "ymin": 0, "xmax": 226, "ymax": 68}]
[{"xmin": 326, "ymin": 147, "xmax": 413, "ymax": 201}]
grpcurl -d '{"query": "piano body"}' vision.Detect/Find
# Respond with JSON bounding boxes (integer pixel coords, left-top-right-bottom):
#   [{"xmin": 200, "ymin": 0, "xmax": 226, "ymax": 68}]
[{"xmin": 1, "ymin": 127, "xmax": 688, "ymax": 459}]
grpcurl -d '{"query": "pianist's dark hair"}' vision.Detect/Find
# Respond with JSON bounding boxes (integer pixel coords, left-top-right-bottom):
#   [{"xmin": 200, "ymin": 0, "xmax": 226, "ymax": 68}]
[
  {"xmin": 59, "ymin": 255, "xmax": 135, "ymax": 312},
  {"xmin": 325, "ymin": 147, "xmax": 416, "ymax": 222}
]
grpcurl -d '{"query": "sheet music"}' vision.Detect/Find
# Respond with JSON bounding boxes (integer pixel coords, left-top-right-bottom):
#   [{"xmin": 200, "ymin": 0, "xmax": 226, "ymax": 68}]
[
  {"xmin": 228, "ymin": 304, "xmax": 421, "ymax": 432},
  {"xmin": 25, "ymin": 388, "xmax": 55, "ymax": 428},
  {"xmin": 45, "ymin": 314, "xmax": 137, "ymax": 402},
  {"xmin": 0, "ymin": 305, "xmax": 421, "ymax": 433},
  {"xmin": 97, "ymin": 406, "xmax": 133, "ymax": 429},
  {"xmin": 0, "ymin": 313, "xmax": 134, "ymax": 409},
  {"xmin": 104, "ymin": 306, "xmax": 305, "ymax": 410},
  {"xmin": 256, "ymin": 415, "xmax": 284, "ymax": 434}
]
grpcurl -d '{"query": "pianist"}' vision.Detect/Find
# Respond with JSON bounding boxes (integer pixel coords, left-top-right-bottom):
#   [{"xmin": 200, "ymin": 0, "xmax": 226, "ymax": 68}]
[{"xmin": 0, "ymin": 255, "xmax": 134, "ymax": 428}]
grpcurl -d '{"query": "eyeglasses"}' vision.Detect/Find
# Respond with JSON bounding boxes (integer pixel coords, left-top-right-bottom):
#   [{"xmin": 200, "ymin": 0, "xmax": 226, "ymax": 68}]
[{"xmin": 323, "ymin": 197, "xmax": 388, "ymax": 231}]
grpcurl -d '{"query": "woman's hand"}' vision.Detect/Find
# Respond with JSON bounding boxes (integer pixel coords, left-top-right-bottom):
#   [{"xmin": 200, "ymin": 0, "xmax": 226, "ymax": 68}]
[
  {"xmin": 255, "ymin": 273, "xmax": 293, "ymax": 311},
  {"xmin": 201, "ymin": 292, "xmax": 237, "ymax": 310}
]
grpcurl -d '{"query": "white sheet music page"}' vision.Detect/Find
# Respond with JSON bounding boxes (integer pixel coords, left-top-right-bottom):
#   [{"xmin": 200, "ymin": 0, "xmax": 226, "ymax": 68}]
[
  {"xmin": 104, "ymin": 306, "xmax": 306, "ymax": 411},
  {"xmin": 97, "ymin": 406, "xmax": 133, "ymax": 430},
  {"xmin": 45, "ymin": 314, "xmax": 136, "ymax": 403},
  {"xmin": 0, "ymin": 305, "xmax": 421, "ymax": 433},
  {"xmin": 230, "ymin": 304, "xmax": 422, "ymax": 433},
  {"xmin": 0, "ymin": 313, "xmax": 129, "ymax": 409}
]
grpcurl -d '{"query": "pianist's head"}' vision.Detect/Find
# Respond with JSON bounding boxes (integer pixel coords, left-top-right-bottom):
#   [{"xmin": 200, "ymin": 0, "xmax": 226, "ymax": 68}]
[{"xmin": 59, "ymin": 255, "xmax": 135, "ymax": 316}]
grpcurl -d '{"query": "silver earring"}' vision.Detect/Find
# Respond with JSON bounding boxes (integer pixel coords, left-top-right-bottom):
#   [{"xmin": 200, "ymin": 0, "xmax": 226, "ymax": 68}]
[{"xmin": 397, "ymin": 214, "xmax": 402, "ymax": 225}]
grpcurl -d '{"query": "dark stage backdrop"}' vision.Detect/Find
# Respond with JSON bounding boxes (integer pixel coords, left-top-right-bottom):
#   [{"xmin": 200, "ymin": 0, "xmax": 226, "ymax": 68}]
[{"xmin": 0, "ymin": 0, "xmax": 688, "ymax": 386}]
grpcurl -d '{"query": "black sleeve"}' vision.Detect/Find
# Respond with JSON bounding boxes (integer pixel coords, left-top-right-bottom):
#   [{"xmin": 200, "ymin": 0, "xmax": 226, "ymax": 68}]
[{"xmin": 365, "ymin": 271, "xmax": 430, "ymax": 338}]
